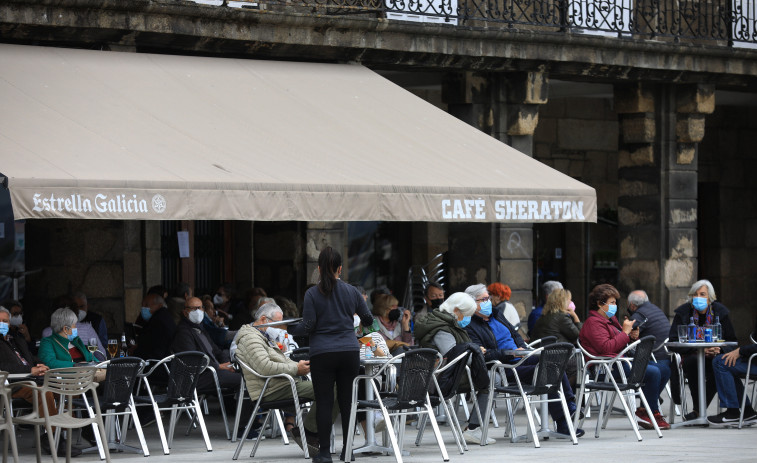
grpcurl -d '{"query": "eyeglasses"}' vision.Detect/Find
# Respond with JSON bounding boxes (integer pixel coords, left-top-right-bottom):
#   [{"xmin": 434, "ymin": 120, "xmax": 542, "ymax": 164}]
[
  {"xmin": 476, "ymin": 297, "xmax": 490, "ymax": 303},
  {"xmin": 185, "ymin": 306, "xmax": 203, "ymax": 310}
]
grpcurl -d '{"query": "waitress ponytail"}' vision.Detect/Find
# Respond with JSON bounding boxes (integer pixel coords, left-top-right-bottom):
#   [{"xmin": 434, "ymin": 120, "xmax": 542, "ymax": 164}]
[{"xmin": 317, "ymin": 246, "xmax": 342, "ymax": 297}]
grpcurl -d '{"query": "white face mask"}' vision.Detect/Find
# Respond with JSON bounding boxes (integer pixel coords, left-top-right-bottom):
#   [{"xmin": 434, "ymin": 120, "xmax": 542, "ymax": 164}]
[
  {"xmin": 188, "ymin": 309, "xmax": 204, "ymax": 324},
  {"xmin": 265, "ymin": 327, "xmax": 285, "ymax": 342},
  {"xmin": 212, "ymin": 294, "xmax": 224, "ymax": 306},
  {"xmin": 353, "ymin": 315, "xmax": 361, "ymax": 328},
  {"xmin": 77, "ymin": 310, "xmax": 87, "ymax": 322},
  {"xmin": 9, "ymin": 315, "xmax": 23, "ymax": 327}
]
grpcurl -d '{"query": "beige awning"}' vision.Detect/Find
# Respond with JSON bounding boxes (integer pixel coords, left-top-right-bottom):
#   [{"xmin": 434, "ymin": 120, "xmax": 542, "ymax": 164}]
[{"xmin": 0, "ymin": 44, "xmax": 596, "ymax": 223}]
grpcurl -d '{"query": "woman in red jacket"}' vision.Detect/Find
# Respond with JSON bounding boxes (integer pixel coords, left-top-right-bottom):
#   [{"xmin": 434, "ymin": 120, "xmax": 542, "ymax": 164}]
[{"xmin": 578, "ymin": 284, "xmax": 671, "ymax": 430}]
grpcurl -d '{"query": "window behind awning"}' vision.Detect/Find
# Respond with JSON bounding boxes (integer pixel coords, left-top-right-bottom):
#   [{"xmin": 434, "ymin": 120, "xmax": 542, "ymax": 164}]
[{"xmin": 0, "ymin": 44, "xmax": 596, "ymax": 223}]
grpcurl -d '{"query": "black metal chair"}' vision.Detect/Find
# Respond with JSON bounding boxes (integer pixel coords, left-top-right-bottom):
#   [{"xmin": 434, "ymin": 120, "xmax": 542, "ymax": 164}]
[
  {"xmin": 482, "ymin": 342, "xmax": 577, "ymax": 448},
  {"xmin": 133, "ymin": 351, "xmax": 211, "ymax": 454},
  {"xmin": 415, "ymin": 349, "xmax": 471, "ymax": 454},
  {"xmin": 345, "ymin": 348, "xmax": 446, "ymax": 463},
  {"xmin": 79, "ymin": 357, "xmax": 148, "ymax": 456},
  {"xmin": 0, "ymin": 371, "xmax": 19, "ymax": 463},
  {"xmin": 232, "ymin": 356, "xmax": 311, "ymax": 460},
  {"xmin": 738, "ymin": 350, "xmax": 757, "ymax": 428},
  {"xmin": 574, "ymin": 336, "xmax": 662, "ymax": 440}
]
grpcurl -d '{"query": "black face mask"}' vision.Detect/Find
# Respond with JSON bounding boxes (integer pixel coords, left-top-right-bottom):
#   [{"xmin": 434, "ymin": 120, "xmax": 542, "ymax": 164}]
[
  {"xmin": 429, "ymin": 298, "xmax": 443, "ymax": 310},
  {"xmin": 387, "ymin": 308, "xmax": 401, "ymax": 322}
]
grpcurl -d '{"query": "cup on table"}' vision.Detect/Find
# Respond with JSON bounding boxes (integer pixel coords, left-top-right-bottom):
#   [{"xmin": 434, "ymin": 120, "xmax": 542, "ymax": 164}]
[{"xmin": 677, "ymin": 325, "xmax": 688, "ymax": 343}]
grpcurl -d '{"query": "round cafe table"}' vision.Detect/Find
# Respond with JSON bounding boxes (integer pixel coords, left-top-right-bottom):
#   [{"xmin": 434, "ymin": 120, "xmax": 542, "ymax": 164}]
[{"xmin": 665, "ymin": 340, "xmax": 737, "ymax": 427}]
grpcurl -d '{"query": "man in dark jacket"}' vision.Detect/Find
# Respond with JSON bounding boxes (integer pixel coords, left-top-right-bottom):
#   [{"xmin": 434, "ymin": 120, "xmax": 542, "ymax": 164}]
[
  {"xmin": 707, "ymin": 342, "xmax": 757, "ymax": 426},
  {"xmin": 134, "ymin": 293, "xmax": 176, "ymax": 360},
  {"xmin": 170, "ymin": 297, "xmax": 240, "ymax": 393},
  {"xmin": 463, "ymin": 284, "xmax": 583, "ymax": 437}
]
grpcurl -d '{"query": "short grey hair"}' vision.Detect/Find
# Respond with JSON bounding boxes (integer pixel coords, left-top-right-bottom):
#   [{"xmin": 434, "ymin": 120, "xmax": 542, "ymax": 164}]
[
  {"xmin": 254, "ymin": 302, "xmax": 283, "ymax": 322},
  {"xmin": 628, "ymin": 290, "xmax": 649, "ymax": 308},
  {"xmin": 464, "ymin": 284, "xmax": 488, "ymax": 301},
  {"xmin": 439, "ymin": 292, "xmax": 477, "ymax": 317},
  {"xmin": 542, "ymin": 281, "xmax": 564, "ymax": 297},
  {"xmin": 256, "ymin": 297, "xmax": 275, "ymax": 310},
  {"xmin": 688, "ymin": 279, "xmax": 717, "ymax": 303},
  {"xmin": 72, "ymin": 291, "xmax": 87, "ymax": 302},
  {"xmin": 51, "ymin": 307, "xmax": 78, "ymax": 333},
  {"xmin": 0, "ymin": 306, "xmax": 9, "ymax": 318}
]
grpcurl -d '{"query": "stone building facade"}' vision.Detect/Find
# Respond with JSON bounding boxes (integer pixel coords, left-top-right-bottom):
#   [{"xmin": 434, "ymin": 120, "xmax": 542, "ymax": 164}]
[{"xmin": 4, "ymin": 0, "xmax": 757, "ymax": 340}]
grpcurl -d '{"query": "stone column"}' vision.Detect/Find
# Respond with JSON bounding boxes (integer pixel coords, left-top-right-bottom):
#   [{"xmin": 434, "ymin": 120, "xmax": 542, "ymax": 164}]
[{"xmin": 615, "ymin": 83, "xmax": 713, "ymax": 310}]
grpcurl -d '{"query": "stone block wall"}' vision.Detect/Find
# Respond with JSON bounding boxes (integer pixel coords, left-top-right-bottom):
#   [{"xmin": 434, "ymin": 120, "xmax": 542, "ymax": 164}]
[{"xmin": 699, "ymin": 103, "xmax": 757, "ymax": 340}]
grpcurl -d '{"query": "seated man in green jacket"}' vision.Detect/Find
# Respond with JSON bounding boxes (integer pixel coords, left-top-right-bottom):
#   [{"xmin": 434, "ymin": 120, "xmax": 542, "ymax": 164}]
[{"xmin": 234, "ymin": 302, "xmax": 337, "ymax": 456}]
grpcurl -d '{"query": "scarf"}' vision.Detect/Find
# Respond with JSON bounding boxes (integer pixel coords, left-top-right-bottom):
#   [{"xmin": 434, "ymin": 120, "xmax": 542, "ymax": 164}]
[{"xmin": 377, "ymin": 317, "xmax": 402, "ymax": 341}]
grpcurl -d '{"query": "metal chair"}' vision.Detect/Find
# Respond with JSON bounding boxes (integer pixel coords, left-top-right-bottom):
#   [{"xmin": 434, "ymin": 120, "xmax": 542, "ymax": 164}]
[
  {"xmin": 12, "ymin": 367, "xmax": 111, "ymax": 463},
  {"xmin": 232, "ymin": 356, "xmax": 311, "ymax": 460},
  {"xmin": 574, "ymin": 336, "xmax": 662, "ymax": 441},
  {"xmin": 0, "ymin": 372, "xmax": 19, "ymax": 463},
  {"xmin": 79, "ymin": 357, "xmax": 148, "ymax": 456},
  {"xmin": 133, "ymin": 351, "xmax": 211, "ymax": 454},
  {"xmin": 482, "ymin": 343, "xmax": 578, "ymax": 448},
  {"xmin": 415, "ymin": 350, "xmax": 471, "ymax": 454},
  {"xmin": 738, "ymin": 350, "xmax": 757, "ymax": 428},
  {"xmin": 345, "ymin": 348, "xmax": 446, "ymax": 463}
]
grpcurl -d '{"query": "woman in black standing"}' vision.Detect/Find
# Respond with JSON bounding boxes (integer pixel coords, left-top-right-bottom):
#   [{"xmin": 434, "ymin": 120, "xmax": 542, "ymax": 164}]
[{"xmin": 301, "ymin": 247, "xmax": 373, "ymax": 463}]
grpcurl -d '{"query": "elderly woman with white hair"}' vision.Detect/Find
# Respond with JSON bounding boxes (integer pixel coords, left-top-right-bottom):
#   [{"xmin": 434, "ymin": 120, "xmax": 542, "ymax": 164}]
[
  {"xmin": 38, "ymin": 307, "xmax": 94, "ymax": 369},
  {"xmin": 668, "ymin": 279, "xmax": 737, "ymax": 420},
  {"xmin": 413, "ymin": 292, "xmax": 495, "ymax": 445}
]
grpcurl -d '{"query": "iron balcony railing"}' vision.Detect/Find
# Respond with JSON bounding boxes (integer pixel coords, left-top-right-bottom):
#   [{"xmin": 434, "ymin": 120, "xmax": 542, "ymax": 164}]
[{"xmin": 214, "ymin": 0, "xmax": 757, "ymax": 46}]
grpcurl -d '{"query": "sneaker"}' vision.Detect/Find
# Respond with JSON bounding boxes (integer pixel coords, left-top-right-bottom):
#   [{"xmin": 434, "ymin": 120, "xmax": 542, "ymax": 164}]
[
  {"xmin": 683, "ymin": 411, "xmax": 698, "ymax": 421},
  {"xmin": 296, "ymin": 428, "xmax": 321, "ymax": 457},
  {"xmin": 374, "ymin": 411, "xmax": 386, "ymax": 433},
  {"xmin": 653, "ymin": 411, "xmax": 671, "ymax": 430},
  {"xmin": 707, "ymin": 408, "xmax": 746, "ymax": 427},
  {"xmin": 237, "ymin": 426, "xmax": 260, "ymax": 440},
  {"xmin": 635, "ymin": 408, "xmax": 655, "ymax": 430},
  {"xmin": 462, "ymin": 426, "xmax": 495, "ymax": 445},
  {"xmin": 555, "ymin": 419, "xmax": 585, "ymax": 438}
]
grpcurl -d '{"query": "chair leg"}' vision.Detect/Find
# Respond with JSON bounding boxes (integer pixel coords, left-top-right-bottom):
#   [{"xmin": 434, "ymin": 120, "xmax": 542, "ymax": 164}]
[
  {"xmin": 445, "ymin": 398, "xmax": 467, "ymax": 452},
  {"xmin": 637, "ymin": 392, "xmax": 662, "ymax": 438},
  {"xmin": 424, "ymin": 400, "xmax": 449, "ymax": 462},
  {"xmin": 128, "ymin": 398, "xmax": 150, "ymax": 456},
  {"xmin": 615, "ymin": 389, "xmax": 642, "ymax": 441},
  {"xmin": 557, "ymin": 390, "xmax": 578, "ymax": 445},
  {"xmin": 232, "ymin": 379, "xmax": 246, "ymax": 443},
  {"xmin": 151, "ymin": 401, "xmax": 170, "ymax": 454},
  {"xmin": 233, "ymin": 413, "xmax": 257, "ymax": 460},
  {"xmin": 250, "ymin": 411, "xmax": 272, "ymax": 458},
  {"xmin": 379, "ymin": 405, "xmax": 402, "ymax": 463},
  {"xmin": 192, "ymin": 395, "xmax": 213, "ymax": 451},
  {"xmin": 167, "ymin": 405, "xmax": 179, "ymax": 449}
]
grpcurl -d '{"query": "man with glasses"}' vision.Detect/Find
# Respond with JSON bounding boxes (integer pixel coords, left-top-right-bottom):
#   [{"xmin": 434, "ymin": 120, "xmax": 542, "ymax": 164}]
[
  {"xmin": 464, "ymin": 283, "xmax": 584, "ymax": 438},
  {"xmin": 171, "ymin": 296, "xmax": 240, "ymax": 392}
]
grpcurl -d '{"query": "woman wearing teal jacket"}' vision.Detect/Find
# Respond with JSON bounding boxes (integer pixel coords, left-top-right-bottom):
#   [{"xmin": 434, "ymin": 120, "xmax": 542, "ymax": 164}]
[{"xmin": 38, "ymin": 307, "xmax": 94, "ymax": 368}]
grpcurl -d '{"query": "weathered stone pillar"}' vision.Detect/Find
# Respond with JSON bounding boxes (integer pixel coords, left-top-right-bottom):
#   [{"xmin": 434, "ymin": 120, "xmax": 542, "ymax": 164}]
[
  {"xmin": 305, "ymin": 222, "xmax": 347, "ymax": 285},
  {"xmin": 494, "ymin": 71, "xmax": 549, "ymax": 324},
  {"xmin": 615, "ymin": 83, "xmax": 713, "ymax": 311}
]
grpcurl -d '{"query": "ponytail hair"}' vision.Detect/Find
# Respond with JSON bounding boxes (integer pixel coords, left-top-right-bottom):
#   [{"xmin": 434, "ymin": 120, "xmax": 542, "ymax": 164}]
[{"xmin": 317, "ymin": 246, "xmax": 342, "ymax": 297}]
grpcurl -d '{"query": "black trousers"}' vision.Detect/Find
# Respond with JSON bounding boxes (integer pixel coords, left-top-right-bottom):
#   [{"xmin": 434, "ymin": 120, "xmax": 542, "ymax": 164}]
[
  {"xmin": 310, "ymin": 350, "xmax": 360, "ymax": 456},
  {"xmin": 681, "ymin": 353, "xmax": 717, "ymax": 411}
]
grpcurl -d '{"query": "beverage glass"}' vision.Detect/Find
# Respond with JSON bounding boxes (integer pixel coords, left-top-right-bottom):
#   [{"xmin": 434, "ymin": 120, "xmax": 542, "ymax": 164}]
[
  {"xmin": 107, "ymin": 339, "xmax": 118, "ymax": 359},
  {"xmin": 87, "ymin": 338, "xmax": 99, "ymax": 355},
  {"xmin": 677, "ymin": 325, "xmax": 688, "ymax": 343}
]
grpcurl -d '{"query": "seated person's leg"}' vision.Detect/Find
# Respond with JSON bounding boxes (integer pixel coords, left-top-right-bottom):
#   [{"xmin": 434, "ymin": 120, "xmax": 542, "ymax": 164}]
[{"xmin": 681, "ymin": 354, "xmax": 699, "ymax": 411}]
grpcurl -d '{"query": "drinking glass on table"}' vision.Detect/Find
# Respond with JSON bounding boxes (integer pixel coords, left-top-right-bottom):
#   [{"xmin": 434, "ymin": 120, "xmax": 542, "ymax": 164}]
[
  {"xmin": 107, "ymin": 339, "xmax": 118, "ymax": 359},
  {"xmin": 88, "ymin": 337, "xmax": 99, "ymax": 356},
  {"xmin": 677, "ymin": 325, "xmax": 688, "ymax": 343}
]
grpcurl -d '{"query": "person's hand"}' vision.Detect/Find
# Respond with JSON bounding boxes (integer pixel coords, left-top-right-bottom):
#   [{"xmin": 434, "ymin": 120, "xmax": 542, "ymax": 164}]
[
  {"xmin": 16, "ymin": 324, "xmax": 32, "ymax": 342},
  {"xmin": 219, "ymin": 362, "xmax": 235, "ymax": 372},
  {"xmin": 401, "ymin": 310, "xmax": 412, "ymax": 330},
  {"xmin": 569, "ymin": 311, "xmax": 581, "ymax": 323},
  {"xmin": 629, "ymin": 328, "xmax": 640, "ymax": 341},
  {"xmin": 621, "ymin": 318, "xmax": 635, "ymax": 334},
  {"xmin": 31, "ymin": 364, "xmax": 49, "ymax": 376},
  {"xmin": 479, "ymin": 346, "xmax": 486, "ymax": 354},
  {"xmin": 296, "ymin": 360, "xmax": 311, "ymax": 376},
  {"xmin": 704, "ymin": 347, "xmax": 721, "ymax": 358},
  {"xmin": 721, "ymin": 348, "xmax": 740, "ymax": 367}
]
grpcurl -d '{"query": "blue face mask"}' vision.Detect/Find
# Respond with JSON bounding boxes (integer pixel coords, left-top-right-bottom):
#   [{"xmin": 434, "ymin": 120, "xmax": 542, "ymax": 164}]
[
  {"xmin": 605, "ymin": 304, "xmax": 617, "ymax": 318},
  {"xmin": 67, "ymin": 327, "xmax": 78, "ymax": 341},
  {"xmin": 0, "ymin": 322, "xmax": 8, "ymax": 336},
  {"xmin": 692, "ymin": 297, "xmax": 708, "ymax": 312},
  {"xmin": 479, "ymin": 300, "xmax": 492, "ymax": 316},
  {"xmin": 457, "ymin": 315, "xmax": 472, "ymax": 328},
  {"xmin": 141, "ymin": 306, "xmax": 153, "ymax": 321}
]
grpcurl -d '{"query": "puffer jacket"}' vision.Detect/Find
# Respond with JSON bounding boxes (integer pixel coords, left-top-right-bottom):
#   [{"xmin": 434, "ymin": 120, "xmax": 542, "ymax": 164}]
[
  {"xmin": 234, "ymin": 324, "xmax": 300, "ymax": 400},
  {"xmin": 414, "ymin": 310, "xmax": 470, "ymax": 350}
]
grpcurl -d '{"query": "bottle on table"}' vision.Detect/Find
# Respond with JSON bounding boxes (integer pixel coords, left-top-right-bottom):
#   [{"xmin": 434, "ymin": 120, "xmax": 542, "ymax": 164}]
[
  {"xmin": 687, "ymin": 316, "xmax": 697, "ymax": 342},
  {"xmin": 119, "ymin": 333, "xmax": 128, "ymax": 357},
  {"xmin": 365, "ymin": 341, "xmax": 374, "ymax": 359}
]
